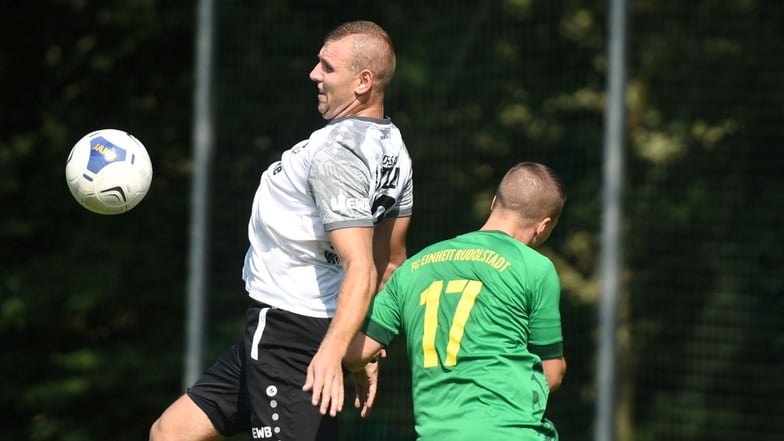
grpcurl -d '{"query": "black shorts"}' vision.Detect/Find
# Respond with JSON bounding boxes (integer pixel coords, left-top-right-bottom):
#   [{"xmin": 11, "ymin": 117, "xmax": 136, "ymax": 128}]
[{"xmin": 187, "ymin": 303, "xmax": 338, "ymax": 440}]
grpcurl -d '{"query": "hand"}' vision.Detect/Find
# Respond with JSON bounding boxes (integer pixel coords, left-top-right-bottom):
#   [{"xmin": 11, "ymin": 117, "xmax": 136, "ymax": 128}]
[
  {"xmin": 352, "ymin": 359, "xmax": 380, "ymax": 418},
  {"xmin": 302, "ymin": 346, "xmax": 345, "ymax": 417}
]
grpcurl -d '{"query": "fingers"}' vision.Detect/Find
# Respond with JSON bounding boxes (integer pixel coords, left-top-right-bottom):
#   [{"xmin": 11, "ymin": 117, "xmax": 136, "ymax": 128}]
[
  {"xmin": 361, "ymin": 374, "xmax": 377, "ymax": 418},
  {"xmin": 302, "ymin": 365, "xmax": 315, "ymax": 392},
  {"xmin": 323, "ymin": 375, "xmax": 344, "ymax": 417},
  {"xmin": 303, "ymin": 362, "xmax": 344, "ymax": 416},
  {"xmin": 363, "ymin": 382, "xmax": 376, "ymax": 415},
  {"xmin": 318, "ymin": 372, "xmax": 338, "ymax": 416},
  {"xmin": 357, "ymin": 386, "xmax": 375, "ymax": 418},
  {"xmin": 350, "ymin": 364, "xmax": 378, "ymax": 418},
  {"xmin": 353, "ymin": 379, "xmax": 367, "ymax": 410},
  {"xmin": 302, "ymin": 364, "xmax": 323, "ymax": 411},
  {"xmin": 353, "ymin": 387, "xmax": 370, "ymax": 417}
]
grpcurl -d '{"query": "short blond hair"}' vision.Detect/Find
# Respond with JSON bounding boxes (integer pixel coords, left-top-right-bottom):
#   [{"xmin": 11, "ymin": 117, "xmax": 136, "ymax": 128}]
[{"xmin": 494, "ymin": 162, "xmax": 566, "ymax": 222}]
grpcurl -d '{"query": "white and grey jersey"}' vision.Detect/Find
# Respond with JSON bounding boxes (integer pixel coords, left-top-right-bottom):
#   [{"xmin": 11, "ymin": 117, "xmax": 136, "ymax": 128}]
[{"xmin": 242, "ymin": 116, "xmax": 414, "ymax": 318}]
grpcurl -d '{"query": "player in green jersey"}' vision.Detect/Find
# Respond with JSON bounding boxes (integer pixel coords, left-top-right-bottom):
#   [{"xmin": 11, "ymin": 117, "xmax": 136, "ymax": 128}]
[{"xmin": 343, "ymin": 162, "xmax": 567, "ymax": 440}]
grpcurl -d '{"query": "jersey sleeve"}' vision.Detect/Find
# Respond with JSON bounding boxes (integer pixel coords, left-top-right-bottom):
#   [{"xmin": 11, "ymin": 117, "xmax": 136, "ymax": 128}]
[
  {"xmin": 527, "ymin": 260, "xmax": 564, "ymax": 360},
  {"xmin": 308, "ymin": 143, "xmax": 375, "ymax": 231},
  {"xmin": 390, "ymin": 169, "xmax": 414, "ymax": 218}
]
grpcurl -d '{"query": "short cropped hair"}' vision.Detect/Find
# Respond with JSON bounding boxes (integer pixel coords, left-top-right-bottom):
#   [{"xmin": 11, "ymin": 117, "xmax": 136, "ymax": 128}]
[
  {"xmin": 325, "ymin": 20, "xmax": 396, "ymax": 92},
  {"xmin": 495, "ymin": 162, "xmax": 567, "ymax": 222}
]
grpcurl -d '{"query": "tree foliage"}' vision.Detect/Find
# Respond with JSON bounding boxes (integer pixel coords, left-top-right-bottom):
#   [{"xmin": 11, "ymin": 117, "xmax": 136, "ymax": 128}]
[{"xmin": 1, "ymin": 1, "xmax": 782, "ymax": 440}]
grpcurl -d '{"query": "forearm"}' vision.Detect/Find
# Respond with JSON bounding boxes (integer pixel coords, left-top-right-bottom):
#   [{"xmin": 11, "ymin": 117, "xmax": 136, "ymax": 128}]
[
  {"xmin": 344, "ymin": 332, "xmax": 384, "ymax": 373},
  {"xmin": 372, "ymin": 216, "xmax": 410, "ymax": 291},
  {"xmin": 375, "ymin": 259, "xmax": 402, "ymax": 292},
  {"xmin": 320, "ymin": 261, "xmax": 377, "ymax": 355},
  {"xmin": 542, "ymin": 357, "xmax": 567, "ymax": 391},
  {"xmin": 344, "ymin": 350, "xmax": 376, "ymax": 373}
]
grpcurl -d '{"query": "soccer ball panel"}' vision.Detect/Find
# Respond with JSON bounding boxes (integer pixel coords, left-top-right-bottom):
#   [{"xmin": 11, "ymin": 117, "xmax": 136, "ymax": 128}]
[{"xmin": 65, "ymin": 129, "xmax": 153, "ymax": 215}]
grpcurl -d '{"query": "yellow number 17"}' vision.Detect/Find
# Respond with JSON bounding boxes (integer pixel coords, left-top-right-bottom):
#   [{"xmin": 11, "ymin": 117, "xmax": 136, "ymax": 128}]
[{"xmin": 419, "ymin": 279, "xmax": 483, "ymax": 367}]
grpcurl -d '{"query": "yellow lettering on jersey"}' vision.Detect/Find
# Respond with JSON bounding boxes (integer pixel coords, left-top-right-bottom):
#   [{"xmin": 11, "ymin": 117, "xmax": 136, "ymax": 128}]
[{"xmin": 412, "ymin": 248, "xmax": 512, "ymax": 273}]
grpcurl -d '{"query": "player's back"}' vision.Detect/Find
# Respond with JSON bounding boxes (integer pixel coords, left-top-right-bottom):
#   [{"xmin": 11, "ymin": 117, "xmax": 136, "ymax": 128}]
[{"xmin": 391, "ymin": 230, "xmax": 561, "ymax": 440}]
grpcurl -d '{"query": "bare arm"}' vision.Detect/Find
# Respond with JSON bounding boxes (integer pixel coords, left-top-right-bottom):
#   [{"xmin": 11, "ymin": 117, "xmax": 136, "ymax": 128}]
[
  {"xmin": 303, "ymin": 214, "xmax": 410, "ymax": 416},
  {"xmin": 303, "ymin": 226, "xmax": 376, "ymax": 416},
  {"xmin": 325, "ymin": 226, "xmax": 377, "ymax": 357},
  {"xmin": 542, "ymin": 357, "xmax": 567, "ymax": 391},
  {"xmin": 344, "ymin": 332, "xmax": 386, "ymax": 373},
  {"xmin": 372, "ymin": 215, "xmax": 411, "ymax": 291}
]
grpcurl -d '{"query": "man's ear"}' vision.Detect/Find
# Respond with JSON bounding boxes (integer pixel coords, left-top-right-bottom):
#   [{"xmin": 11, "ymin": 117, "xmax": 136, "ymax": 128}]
[
  {"xmin": 527, "ymin": 217, "xmax": 552, "ymax": 248},
  {"xmin": 355, "ymin": 69, "xmax": 374, "ymax": 94},
  {"xmin": 535, "ymin": 217, "xmax": 552, "ymax": 237}
]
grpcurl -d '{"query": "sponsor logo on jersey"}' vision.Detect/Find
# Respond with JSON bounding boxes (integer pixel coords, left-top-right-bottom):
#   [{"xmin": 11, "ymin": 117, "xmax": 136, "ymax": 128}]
[
  {"xmin": 329, "ymin": 194, "xmax": 370, "ymax": 212},
  {"xmin": 381, "ymin": 154, "xmax": 397, "ymax": 167}
]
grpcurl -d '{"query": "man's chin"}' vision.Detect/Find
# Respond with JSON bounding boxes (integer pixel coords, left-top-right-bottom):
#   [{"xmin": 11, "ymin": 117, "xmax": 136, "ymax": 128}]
[{"xmin": 317, "ymin": 105, "xmax": 331, "ymax": 119}]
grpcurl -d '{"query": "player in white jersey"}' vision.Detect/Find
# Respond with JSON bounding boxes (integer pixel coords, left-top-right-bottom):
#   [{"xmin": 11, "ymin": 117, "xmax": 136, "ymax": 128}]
[
  {"xmin": 243, "ymin": 117, "xmax": 412, "ymax": 318},
  {"xmin": 150, "ymin": 21, "xmax": 413, "ymax": 441}
]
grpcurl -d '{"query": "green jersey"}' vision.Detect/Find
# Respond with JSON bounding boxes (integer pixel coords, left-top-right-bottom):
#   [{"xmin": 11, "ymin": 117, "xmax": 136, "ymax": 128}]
[{"xmin": 363, "ymin": 230, "xmax": 562, "ymax": 441}]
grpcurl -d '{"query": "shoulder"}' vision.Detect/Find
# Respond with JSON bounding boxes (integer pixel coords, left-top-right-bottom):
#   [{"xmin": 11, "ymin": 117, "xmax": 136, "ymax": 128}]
[{"xmin": 306, "ymin": 118, "xmax": 376, "ymax": 161}]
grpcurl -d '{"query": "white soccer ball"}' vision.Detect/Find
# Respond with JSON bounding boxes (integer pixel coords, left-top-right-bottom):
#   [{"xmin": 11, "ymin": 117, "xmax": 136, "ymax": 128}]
[{"xmin": 65, "ymin": 129, "xmax": 153, "ymax": 215}]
